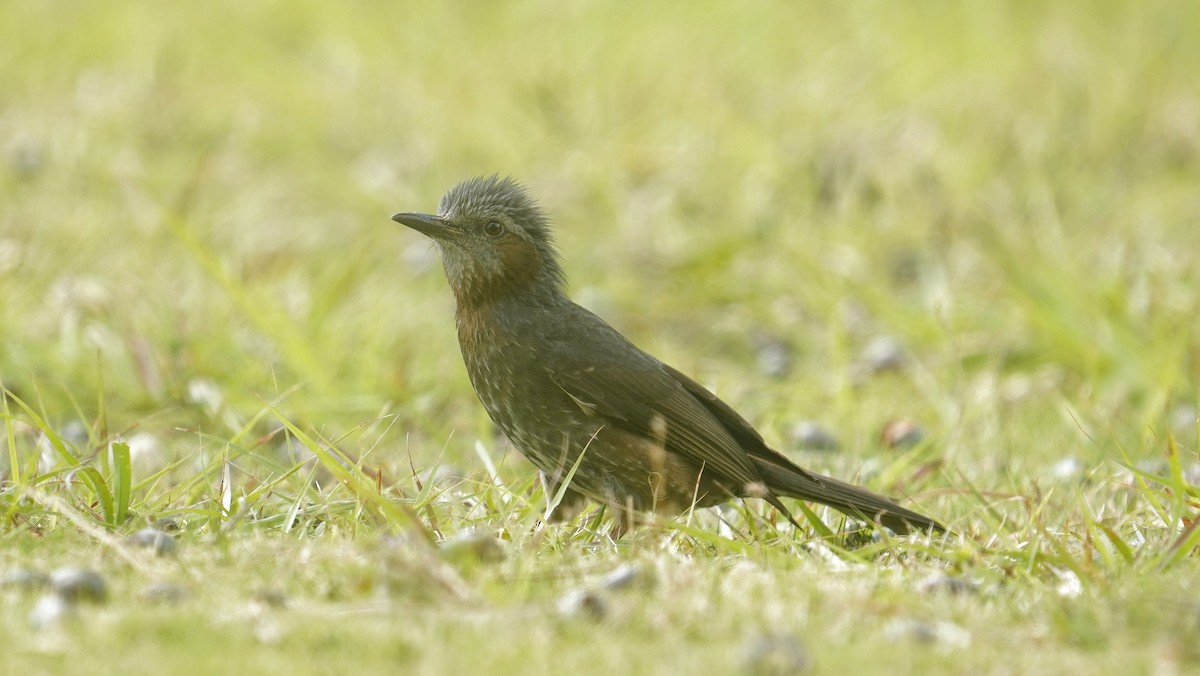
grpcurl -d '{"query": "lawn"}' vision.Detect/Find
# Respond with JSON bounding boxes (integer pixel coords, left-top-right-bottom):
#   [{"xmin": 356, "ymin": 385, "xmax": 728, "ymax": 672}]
[{"xmin": 2, "ymin": 1, "xmax": 1199, "ymax": 674}]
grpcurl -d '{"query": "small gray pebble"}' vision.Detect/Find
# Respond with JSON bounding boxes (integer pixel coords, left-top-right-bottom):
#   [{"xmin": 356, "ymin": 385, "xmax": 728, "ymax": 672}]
[
  {"xmin": 143, "ymin": 581, "xmax": 189, "ymax": 603},
  {"xmin": 880, "ymin": 418, "xmax": 924, "ymax": 449},
  {"xmin": 884, "ymin": 618, "xmax": 971, "ymax": 650},
  {"xmin": 49, "ymin": 568, "xmax": 107, "ymax": 603},
  {"xmin": 1186, "ymin": 462, "xmax": 1200, "ymax": 487},
  {"xmin": 1, "ymin": 568, "xmax": 49, "ymax": 590},
  {"xmin": 6, "ymin": 136, "xmax": 43, "ymax": 176},
  {"xmin": 251, "ymin": 588, "xmax": 288, "ymax": 609},
  {"xmin": 741, "ymin": 633, "xmax": 810, "ymax": 675},
  {"xmin": 30, "ymin": 593, "xmax": 74, "ymax": 628},
  {"xmin": 916, "ymin": 572, "xmax": 977, "ymax": 595},
  {"xmin": 599, "ymin": 564, "xmax": 652, "ymax": 592},
  {"xmin": 896, "ymin": 618, "xmax": 937, "ymax": 644},
  {"xmin": 755, "ymin": 338, "xmax": 794, "ymax": 379},
  {"xmin": 129, "ymin": 528, "xmax": 176, "ymax": 556},
  {"xmin": 59, "ymin": 420, "xmax": 90, "ymax": 446},
  {"xmin": 556, "ymin": 588, "xmax": 607, "ymax": 620},
  {"xmin": 789, "ymin": 421, "xmax": 840, "ymax": 452},
  {"xmin": 860, "ymin": 336, "xmax": 906, "ymax": 373},
  {"xmin": 1135, "ymin": 459, "xmax": 1168, "ymax": 478}
]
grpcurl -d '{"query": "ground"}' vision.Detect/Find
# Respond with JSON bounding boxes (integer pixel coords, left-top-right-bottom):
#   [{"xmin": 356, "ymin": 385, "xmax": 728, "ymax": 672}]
[{"xmin": 2, "ymin": 1, "xmax": 1199, "ymax": 674}]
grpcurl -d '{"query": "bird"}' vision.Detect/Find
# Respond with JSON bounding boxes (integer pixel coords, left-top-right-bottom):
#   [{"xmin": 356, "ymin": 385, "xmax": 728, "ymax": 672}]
[{"xmin": 392, "ymin": 176, "xmax": 944, "ymax": 535}]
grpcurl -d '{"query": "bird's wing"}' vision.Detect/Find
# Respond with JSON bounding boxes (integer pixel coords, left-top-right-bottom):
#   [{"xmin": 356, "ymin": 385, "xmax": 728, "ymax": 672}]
[
  {"xmin": 659, "ymin": 363, "xmax": 822, "ymax": 485},
  {"xmin": 544, "ymin": 347, "xmax": 767, "ymax": 492}
]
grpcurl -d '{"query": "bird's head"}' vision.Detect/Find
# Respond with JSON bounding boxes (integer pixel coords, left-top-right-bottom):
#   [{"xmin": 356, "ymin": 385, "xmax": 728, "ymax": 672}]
[{"xmin": 393, "ymin": 176, "xmax": 565, "ymax": 306}]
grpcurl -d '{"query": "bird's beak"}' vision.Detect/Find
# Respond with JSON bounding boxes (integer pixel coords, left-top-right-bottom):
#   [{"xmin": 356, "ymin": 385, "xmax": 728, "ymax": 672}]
[{"xmin": 390, "ymin": 212, "xmax": 459, "ymax": 240}]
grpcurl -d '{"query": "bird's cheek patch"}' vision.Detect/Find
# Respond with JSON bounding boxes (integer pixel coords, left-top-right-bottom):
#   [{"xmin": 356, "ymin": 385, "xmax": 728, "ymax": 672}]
[{"xmin": 496, "ymin": 236, "xmax": 542, "ymax": 279}]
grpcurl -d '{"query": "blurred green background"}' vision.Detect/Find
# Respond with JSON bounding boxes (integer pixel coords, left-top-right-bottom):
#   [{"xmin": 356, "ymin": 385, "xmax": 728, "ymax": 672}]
[
  {"xmin": 3, "ymin": 3, "xmax": 1200, "ymax": 672},
  {"xmin": 3, "ymin": 0, "xmax": 1198, "ymax": 480}
]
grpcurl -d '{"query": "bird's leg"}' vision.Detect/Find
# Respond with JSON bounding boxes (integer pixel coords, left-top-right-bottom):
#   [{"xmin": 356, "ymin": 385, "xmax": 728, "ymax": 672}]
[{"xmin": 607, "ymin": 496, "xmax": 640, "ymax": 539}]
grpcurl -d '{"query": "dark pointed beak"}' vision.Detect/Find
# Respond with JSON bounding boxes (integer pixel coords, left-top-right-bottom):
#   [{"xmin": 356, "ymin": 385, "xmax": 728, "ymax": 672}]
[{"xmin": 390, "ymin": 212, "xmax": 459, "ymax": 240}]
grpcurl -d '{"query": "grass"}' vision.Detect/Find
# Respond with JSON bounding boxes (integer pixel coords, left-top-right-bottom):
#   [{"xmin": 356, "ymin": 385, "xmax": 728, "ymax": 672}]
[{"xmin": 3, "ymin": 0, "xmax": 1200, "ymax": 673}]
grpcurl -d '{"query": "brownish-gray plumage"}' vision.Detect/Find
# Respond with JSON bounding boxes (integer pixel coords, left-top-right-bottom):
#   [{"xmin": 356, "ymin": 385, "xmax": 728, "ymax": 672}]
[{"xmin": 392, "ymin": 176, "xmax": 943, "ymax": 534}]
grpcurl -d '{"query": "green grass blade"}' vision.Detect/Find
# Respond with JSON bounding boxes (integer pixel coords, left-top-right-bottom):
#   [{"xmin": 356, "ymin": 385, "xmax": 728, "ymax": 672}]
[
  {"xmin": 1, "ymin": 383, "xmax": 20, "ymax": 486},
  {"xmin": 74, "ymin": 466, "xmax": 114, "ymax": 526},
  {"xmin": 263, "ymin": 400, "xmax": 434, "ymax": 547},
  {"xmin": 2, "ymin": 387, "xmax": 80, "ymax": 467},
  {"xmin": 110, "ymin": 441, "xmax": 132, "ymax": 526}
]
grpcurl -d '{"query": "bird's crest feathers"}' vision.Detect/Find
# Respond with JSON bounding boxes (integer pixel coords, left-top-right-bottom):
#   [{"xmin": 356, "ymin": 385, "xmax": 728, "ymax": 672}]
[{"xmin": 439, "ymin": 175, "xmax": 553, "ymax": 242}]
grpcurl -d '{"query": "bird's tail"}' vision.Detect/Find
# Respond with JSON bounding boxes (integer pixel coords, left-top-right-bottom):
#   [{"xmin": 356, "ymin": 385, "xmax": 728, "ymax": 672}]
[{"xmin": 754, "ymin": 460, "xmax": 944, "ymax": 534}]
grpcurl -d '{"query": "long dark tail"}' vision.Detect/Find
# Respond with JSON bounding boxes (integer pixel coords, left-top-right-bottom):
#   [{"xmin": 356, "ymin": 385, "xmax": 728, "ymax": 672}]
[{"xmin": 755, "ymin": 461, "xmax": 944, "ymax": 534}]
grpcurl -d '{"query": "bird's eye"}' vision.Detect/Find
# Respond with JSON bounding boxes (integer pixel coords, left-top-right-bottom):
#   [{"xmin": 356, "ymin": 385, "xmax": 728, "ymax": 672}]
[{"xmin": 483, "ymin": 221, "xmax": 504, "ymax": 237}]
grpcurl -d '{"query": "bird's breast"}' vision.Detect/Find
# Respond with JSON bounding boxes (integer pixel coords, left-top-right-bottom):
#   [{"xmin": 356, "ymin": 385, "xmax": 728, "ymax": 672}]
[{"xmin": 455, "ymin": 305, "xmax": 580, "ymax": 449}]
